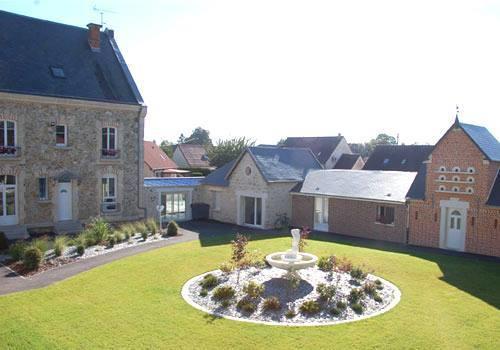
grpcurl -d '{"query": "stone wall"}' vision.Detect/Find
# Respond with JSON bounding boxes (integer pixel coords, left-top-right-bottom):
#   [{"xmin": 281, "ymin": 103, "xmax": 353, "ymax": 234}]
[{"xmin": 0, "ymin": 94, "xmax": 145, "ymax": 228}]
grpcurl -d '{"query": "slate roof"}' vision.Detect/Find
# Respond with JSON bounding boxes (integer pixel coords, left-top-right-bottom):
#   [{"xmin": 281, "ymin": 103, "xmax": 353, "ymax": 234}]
[
  {"xmin": 176, "ymin": 144, "xmax": 211, "ymax": 168},
  {"xmin": 283, "ymin": 136, "xmax": 344, "ymax": 164},
  {"xmin": 486, "ymin": 169, "xmax": 500, "ymax": 207},
  {"xmin": 0, "ymin": 10, "xmax": 142, "ymax": 104},
  {"xmin": 144, "ymin": 177, "xmax": 203, "ymax": 188},
  {"xmin": 363, "ymin": 145, "xmax": 433, "ymax": 172},
  {"xmin": 144, "ymin": 141, "xmax": 177, "ymax": 170},
  {"xmin": 201, "ymin": 160, "xmax": 236, "ymax": 187},
  {"xmin": 333, "ymin": 153, "xmax": 362, "ymax": 169},
  {"xmin": 460, "ymin": 123, "xmax": 500, "ymax": 162},
  {"xmin": 243, "ymin": 146, "xmax": 323, "ymax": 182},
  {"xmin": 406, "ymin": 164, "xmax": 427, "ymax": 200},
  {"xmin": 295, "ymin": 170, "xmax": 417, "ymax": 203}
]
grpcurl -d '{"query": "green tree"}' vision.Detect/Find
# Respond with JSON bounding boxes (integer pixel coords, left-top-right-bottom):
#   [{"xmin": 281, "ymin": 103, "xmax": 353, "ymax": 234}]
[
  {"xmin": 207, "ymin": 137, "xmax": 255, "ymax": 167},
  {"xmin": 185, "ymin": 127, "xmax": 212, "ymax": 146},
  {"xmin": 177, "ymin": 133, "xmax": 186, "ymax": 144},
  {"xmin": 159, "ymin": 140, "xmax": 174, "ymax": 158},
  {"xmin": 372, "ymin": 133, "xmax": 397, "ymax": 145}
]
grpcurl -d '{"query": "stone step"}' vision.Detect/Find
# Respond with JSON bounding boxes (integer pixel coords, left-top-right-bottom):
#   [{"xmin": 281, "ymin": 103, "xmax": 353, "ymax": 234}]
[
  {"xmin": 0, "ymin": 225, "xmax": 29, "ymax": 240},
  {"xmin": 54, "ymin": 220, "xmax": 83, "ymax": 235}
]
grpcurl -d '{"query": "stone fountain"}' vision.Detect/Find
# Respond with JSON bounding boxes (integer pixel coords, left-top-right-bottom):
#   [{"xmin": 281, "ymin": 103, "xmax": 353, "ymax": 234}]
[{"xmin": 266, "ymin": 229, "xmax": 318, "ymax": 271}]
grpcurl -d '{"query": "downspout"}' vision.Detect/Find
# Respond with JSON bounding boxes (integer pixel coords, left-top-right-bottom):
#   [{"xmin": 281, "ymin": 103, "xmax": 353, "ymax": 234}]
[
  {"xmin": 137, "ymin": 105, "xmax": 147, "ymax": 219},
  {"xmin": 405, "ymin": 199, "xmax": 410, "ymax": 244}
]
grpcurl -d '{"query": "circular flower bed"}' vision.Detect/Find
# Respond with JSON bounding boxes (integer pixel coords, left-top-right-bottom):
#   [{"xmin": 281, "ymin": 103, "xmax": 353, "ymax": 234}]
[{"xmin": 182, "ymin": 266, "xmax": 401, "ymax": 326}]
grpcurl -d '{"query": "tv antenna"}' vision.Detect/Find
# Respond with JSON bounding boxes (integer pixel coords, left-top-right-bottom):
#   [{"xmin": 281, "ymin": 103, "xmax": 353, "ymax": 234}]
[{"xmin": 92, "ymin": 5, "xmax": 117, "ymax": 27}]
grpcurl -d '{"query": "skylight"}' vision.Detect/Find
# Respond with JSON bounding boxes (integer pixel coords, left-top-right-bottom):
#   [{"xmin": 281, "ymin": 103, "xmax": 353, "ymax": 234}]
[
  {"xmin": 383, "ymin": 158, "xmax": 390, "ymax": 165},
  {"xmin": 50, "ymin": 66, "xmax": 65, "ymax": 78}
]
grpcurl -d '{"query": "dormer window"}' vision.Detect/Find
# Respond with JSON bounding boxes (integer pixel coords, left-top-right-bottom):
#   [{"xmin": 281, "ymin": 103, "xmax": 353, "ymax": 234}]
[{"xmin": 50, "ymin": 66, "xmax": 65, "ymax": 78}]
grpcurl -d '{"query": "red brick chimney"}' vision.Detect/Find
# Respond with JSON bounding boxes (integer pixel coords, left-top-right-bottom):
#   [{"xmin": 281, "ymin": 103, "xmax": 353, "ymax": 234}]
[{"xmin": 86, "ymin": 23, "xmax": 102, "ymax": 52}]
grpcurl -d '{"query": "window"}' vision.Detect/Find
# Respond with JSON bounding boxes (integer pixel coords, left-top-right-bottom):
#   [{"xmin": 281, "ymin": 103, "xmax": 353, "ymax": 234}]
[
  {"xmin": 439, "ymin": 166, "xmax": 446, "ymax": 172},
  {"xmin": 161, "ymin": 192, "xmax": 187, "ymax": 221},
  {"xmin": 383, "ymin": 158, "xmax": 390, "ymax": 165},
  {"xmin": 38, "ymin": 178, "xmax": 48, "ymax": 200},
  {"xmin": 0, "ymin": 120, "xmax": 16, "ymax": 152},
  {"xmin": 439, "ymin": 185, "xmax": 446, "ymax": 191},
  {"xmin": 450, "ymin": 210, "xmax": 461, "ymax": 230},
  {"xmin": 102, "ymin": 127, "xmax": 116, "ymax": 150},
  {"xmin": 439, "ymin": 175, "xmax": 446, "ymax": 181},
  {"xmin": 0, "ymin": 175, "xmax": 16, "ymax": 219},
  {"xmin": 376, "ymin": 206, "xmax": 395, "ymax": 225},
  {"xmin": 467, "ymin": 167, "xmax": 475, "ymax": 174},
  {"xmin": 452, "ymin": 166, "xmax": 460, "ymax": 173},
  {"xmin": 212, "ymin": 191, "xmax": 221, "ymax": 211},
  {"xmin": 55, "ymin": 125, "xmax": 67, "ymax": 146},
  {"xmin": 452, "ymin": 175, "xmax": 460, "ymax": 182},
  {"xmin": 102, "ymin": 176, "xmax": 116, "ymax": 203},
  {"xmin": 466, "ymin": 187, "xmax": 474, "ymax": 194}
]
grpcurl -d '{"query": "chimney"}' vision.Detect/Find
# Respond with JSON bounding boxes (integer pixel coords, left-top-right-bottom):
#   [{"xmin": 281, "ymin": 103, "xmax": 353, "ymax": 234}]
[{"xmin": 87, "ymin": 23, "xmax": 102, "ymax": 52}]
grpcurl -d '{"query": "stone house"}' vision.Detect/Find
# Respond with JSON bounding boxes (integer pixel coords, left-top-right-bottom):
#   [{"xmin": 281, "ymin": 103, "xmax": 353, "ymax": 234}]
[
  {"xmin": 0, "ymin": 11, "xmax": 146, "ymax": 238},
  {"xmin": 283, "ymin": 136, "xmax": 354, "ymax": 169},
  {"xmin": 408, "ymin": 118, "xmax": 500, "ymax": 257},
  {"xmin": 196, "ymin": 146, "xmax": 322, "ymax": 229}
]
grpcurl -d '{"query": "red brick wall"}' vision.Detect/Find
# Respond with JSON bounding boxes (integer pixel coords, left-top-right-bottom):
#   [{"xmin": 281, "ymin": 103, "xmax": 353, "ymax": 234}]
[
  {"xmin": 291, "ymin": 195, "xmax": 314, "ymax": 229},
  {"xmin": 329, "ymin": 198, "xmax": 408, "ymax": 243},
  {"xmin": 408, "ymin": 126, "xmax": 500, "ymax": 257}
]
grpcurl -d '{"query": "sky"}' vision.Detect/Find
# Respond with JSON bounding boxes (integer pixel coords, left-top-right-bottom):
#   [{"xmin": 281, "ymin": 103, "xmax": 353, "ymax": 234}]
[{"xmin": 1, "ymin": 0, "xmax": 500, "ymax": 145}]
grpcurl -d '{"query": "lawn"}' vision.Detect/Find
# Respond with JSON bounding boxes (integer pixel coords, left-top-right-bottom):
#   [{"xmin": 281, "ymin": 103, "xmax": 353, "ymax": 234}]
[{"xmin": 0, "ymin": 228, "xmax": 499, "ymax": 349}]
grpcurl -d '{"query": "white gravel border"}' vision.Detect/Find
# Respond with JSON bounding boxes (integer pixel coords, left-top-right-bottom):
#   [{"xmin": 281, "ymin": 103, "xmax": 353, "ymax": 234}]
[{"xmin": 181, "ymin": 269, "xmax": 401, "ymax": 327}]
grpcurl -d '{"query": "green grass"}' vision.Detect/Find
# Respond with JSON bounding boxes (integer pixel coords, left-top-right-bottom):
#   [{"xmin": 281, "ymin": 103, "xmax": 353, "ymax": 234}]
[{"xmin": 0, "ymin": 233, "xmax": 498, "ymax": 349}]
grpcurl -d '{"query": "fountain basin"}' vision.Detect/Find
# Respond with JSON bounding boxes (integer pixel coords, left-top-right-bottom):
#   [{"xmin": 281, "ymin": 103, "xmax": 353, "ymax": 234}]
[{"xmin": 266, "ymin": 252, "xmax": 318, "ymax": 271}]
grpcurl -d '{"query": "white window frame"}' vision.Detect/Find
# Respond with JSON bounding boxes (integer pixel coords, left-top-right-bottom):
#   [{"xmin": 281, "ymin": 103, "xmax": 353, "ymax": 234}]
[
  {"xmin": 55, "ymin": 124, "xmax": 67, "ymax": 146},
  {"xmin": 38, "ymin": 177, "xmax": 48, "ymax": 200},
  {"xmin": 102, "ymin": 175, "xmax": 117, "ymax": 204},
  {"xmin": 102, "ymin": 127, "xmax": 117, "ymax": 150},
  {"xmin": 0, "ymin": 120, "xmax": 17, "ymax": 147}
]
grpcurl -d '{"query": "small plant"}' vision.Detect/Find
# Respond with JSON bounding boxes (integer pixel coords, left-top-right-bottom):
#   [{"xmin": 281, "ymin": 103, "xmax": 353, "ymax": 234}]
[
  {"xmin": 231, "ymin": 233, "xmax": 249, "ymax": 284},
  {"xmin": 119, "ymin": 223, "xmax": 136, "ymax": 238},
  {"xmin": 363, "ymin": 281, "xmax": 377, "ymax": 297},
  {"xmin": 141, "ymin": 230, "xmax": 148, "ymax": 241},
  {"xmin": 199, "ymin": 289, "xmax": 208, "ymax": 297},
  {"xmin": 336, "ymin": 300, "xmax": 347, "ymax": 310},
  {"xmin": 166, "ymin": 221, "xmax": 179, "ymax": 236},
  {"xmin": 219, "ymin": 262, "xmax": 233, "ymax": 274},
  {"xmin": 285, "ymin": 271, "xmax": 301, "ymax": 290},
  {"xmin": 299, "ymin": 227, "xmax": 310, "ymax": 252},
  {"xmin": 336, "ymin": 256, "xmax": 353, "ymax": 272},
  {"xmin": 107, "ymin": 236, "xmax": 116, "ymax": 248},
  {"xmin": 350, "ymin": 266, "xmax": 367, "ymax": 281},
  {"xmin": 329, "ymin": 307, "xmax": 341, "ymax": 316},
  {"xmin": 212, "ymin": 286, "xmax": 236, "ymax": 300},
  {"xmin": 350, "ymin": 302, "xmax": 364, "ymax": 314},
  {"xmin": 53, "ymin": 236, "xmax": 68, "ymax": 257},
  {"xmin": 199, "ymin": 274, "xmax": 219, "ymax": 289},
  {"xmin": 262, "ymin": 296, "xmax": 281, "ymax": 311},
  {"xmin": 285, "ymin": 309, "xmax": 296, "ymax": 318},
  {"xmin": 88, "ymin": 217, "xmax": 111, "ymax": 244},
  {"xmin": 76, "ymin": 244, "xmax": 85, "ymax": 256},
  {"xmin": 145, "ymin": 218, "xmax": 158, "ymax": 235},
  {"xmin": 299, "ymin": 300, "xmax": 321, "ymax": 315},
  {"xmin": 123, "ymin": 230, "xmax": 131, "ymax": 241},
  {"xmin": 9, "ymin": 241, "xmax": 28, "ymax": 261},
  {"xmin": 316, "ymin": 283, "xmax": 336, "ymax": 302},
  {"xmin": 375, "ymin": 279, "xmax": 384, "ymax": 290},
  {"xmin": 317, "ymin": 255, "xmax": 335, "ymax": 272},
  {"xmin": 221, "ymin": 300, "xmax": 231, "ymax": 308},
  {"xmin": 0, "ymin": 232, "xmax": 8, "ymax": 251},
  {"xmin": 23, "ymin": 247, "xmax": 42, "ymax": 270},
  {"xmin": 243, "ymin": 281, "xmax": 264, "ymax": 298},
  {"xmin": 114, "ymin": 231, "xmax": 124, "ymax": 243},
  {"xmin": 134, "ymin": 221, "xmax": 149, "ymax": 236},
  {"xmin": 236, "ymin": 297, "xmax": 257, "ymax": 313},
  {"xmin": 31, "ymin": 237, "xmax": 50, "ymax": 254},
  {"xmin": 374, "ymin": 294, "xmax": 383, "ymax": 303},
  {"xmin": 348, "ymin": 288, "xmax": 364, "ymax": 304}
]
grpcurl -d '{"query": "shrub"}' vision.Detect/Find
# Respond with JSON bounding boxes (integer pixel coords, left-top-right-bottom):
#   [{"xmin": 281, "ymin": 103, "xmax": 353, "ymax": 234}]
[
  {"xmin": 0, "ymin": 232, "xmax": 8, "ymax": 251},
  {"xmin": 199, "ymin": 274, "xmax": 219, "ymax": 289},
  {"xmin": 81, "ymin": 229, "xmax": 96, "ymax": 247},
  {"xmin": 31, "ymin": 237, "xmax": 49, "ymax": 254},
  {"xmin": 9, "ymin": 241, "xmax": 28, "ymax": 261},
  {"xmin": 243, "ymin": 281, "xmax": 264, "ymax": 299},
  {"xmin": 114, "ymin": 231, "xmax": 124, "ymax": 243},
  {"xmin": 221, "ymin": 300, "xmax": 231, "ymax": 308},
  {"xmin": 236, "ymin": 298, "xmax": 257, "ymax": 313},
  {"xmin": 134, "ymin": 221, "xmax": 148, "ymax": 236},
  {"xmin": 199, "ymin": 289, "xmax": 208, "ymax": 297},
  {"xmin": 350, "ymin": 302, "xmax": 364, "ymax": 314},
  {"xmin": 219, "ymin": 262, "xmax": 233, "ymax": 274},
  {"xmin": 262, "ymin": 296, "xmax": 281, "ymax": 311},
  {"xmin": 212, "ymin": 286, "xmax": 236, "ymax": 300},
  {"xmin": 141, "ymin": 231, "xmax": 148, "ymax": 241},
  {"xmin": 317, "ymin": 255, "xmax": 335, "ymax": 272},
  {"xmin": 107, "ymin": 236, "xmax": 116, "ymax": 248},
  {"xmin": 299, "ymin": 300, "xmax": 321, "ymax": 315},
  {"xmin": 23, "ymin": 247, "xmax": 42, "ymax": 270},
  {"xmin": 123, "ymin": 230, "xmax": 131, "ymax": 241},
  {"xmin": 76, "ymin": 244, "xmax": 85, "ymax": 256},
  {"xmin": 316, "ymin": 283, "xmax": 336, "ymax": 302},
  {"xmin": 145, "ymin": 218, "xmax": 158, "ymax": 235},
  {"xmin": 374, "ymin": 294, "xmax": 383, "ymax": 303},
  {"xmin": 119, "ymin": 223, "xmax": 136, "ymax": 238},
  {"xmin": 350, "ymin": 266, "xmax": 367, "ymax": 280},
  {"xmin": 88, "ymin": 217, "xmax": 111, "ymax": 244},
  {"xmin": 348, "ymin": 288, "xmax": 364, "ymax": 304},
  {"xmin": 336, "ymin": 256, "xmax": 353, "ymax": 272},
  {"xmin": 285, "ymin": 309, "xmax": 296, "ymax": 318},
  {"xmin": 284, "ymin": 271, "xmax": 301, "ymax": 290},
  {"xmin": 363, "ymin": 282, "xmax": 377, "ymax": 297},
  {"xmin": 166, "ymin": 221, "xmax": 179, "ymax": 236},
  {"xmin": 329, "ymin": 307, "xmax": 341, "ymax": 316},
  {"xmin": 336, "ymin": 300, "xmax": 347, "ymax": 310},
  {"xmin": 53, "ymin": 236, "xmax": 69, "ymax": 257},
  {"xmin": 375, "ymin": 279, "xmax": 384, "ymax": 290}
]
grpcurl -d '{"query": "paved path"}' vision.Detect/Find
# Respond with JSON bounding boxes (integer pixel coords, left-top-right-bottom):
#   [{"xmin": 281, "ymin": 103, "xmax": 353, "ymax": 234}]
[{"xmin": 0, "ymin": 229, "xmax": 198, "ymax": 296}]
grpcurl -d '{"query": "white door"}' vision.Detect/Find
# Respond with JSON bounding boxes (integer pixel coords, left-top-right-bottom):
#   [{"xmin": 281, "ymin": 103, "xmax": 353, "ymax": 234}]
[
  {"xmin": 0, "ymin": 175, "xmax": 17, "ymax": 226},
  {"xmin": 57, "ymin": 182, "xmax": 72, "ymax": 221},
  {"xmin": 446, "ymin": 209, "xmax": 465, "ymax": 251},
  {"xmin": 314, "ymin": 197, "xmax": 329, "ymax": 231}
]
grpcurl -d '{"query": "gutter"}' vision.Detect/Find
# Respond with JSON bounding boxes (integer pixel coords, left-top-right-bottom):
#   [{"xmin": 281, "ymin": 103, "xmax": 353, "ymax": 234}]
[{"xmin": 291, "ymin": 191, "xmax": 406, "ymax": 205}]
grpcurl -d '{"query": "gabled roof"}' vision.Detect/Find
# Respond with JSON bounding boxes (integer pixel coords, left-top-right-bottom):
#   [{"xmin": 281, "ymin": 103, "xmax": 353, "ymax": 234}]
[
  {"xmin": 333, "ymin": 153, "xmax": 363, "ymax": 169},
  {"xmin": 363, "ymin": 145, "xmax": 433, "ymax": 172},
  {"xmin": 283, "ymin": 136, "xmax": 344, "ymax": 164},
  {"xmin": 144, "ymin": 177, "xmax": 203, "ymax": 188},
  {"xmin": 144, "ymin": 141, "xmax": 177, "ymax": 170},
  {"xmin": 295, "ymin": 169, "xmax": 417, "ymax": 203},
  {"xmin": 0, "ymin": 10, "xmax": 142, "ymax": 104},
  {"xmin": 486, "ymin": 169, "xmax": 500, "ymax": 207},
  {"xmin": 201, "ymin": 160, "xmax": 236, "ymax": 187},
  {"xmin": 460, "ymin": 123, "xmax": 500, "ymax": 162},
  {"xmin": 227, "ymin": 146, "xmax": 323, "ymax": 183},
  {"xmin": 176, "ymin": 144, "xmax": 210, "ymax": 168}
]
